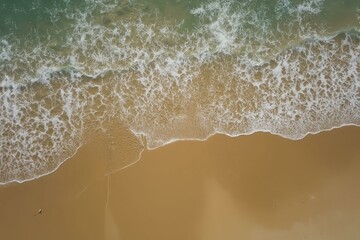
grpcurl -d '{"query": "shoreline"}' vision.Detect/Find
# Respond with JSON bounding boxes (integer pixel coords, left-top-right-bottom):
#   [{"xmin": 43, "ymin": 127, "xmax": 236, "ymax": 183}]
[
  {"xmin": 0, "ymin": 124, "xmax": 359, "ymax": 239},
  {"xmin": 136, "ymin": 122, "xmax": 360, "ymax": 150},
  {"xmin": 2, "ymin": 122, "xmax": 359, "ymax": 186}
]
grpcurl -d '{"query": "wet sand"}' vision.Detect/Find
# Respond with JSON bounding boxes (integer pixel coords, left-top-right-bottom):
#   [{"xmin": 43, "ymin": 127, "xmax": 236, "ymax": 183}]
[{"xmin": 0, "ymin": 126, "xmax": 360, "ymax": 240}]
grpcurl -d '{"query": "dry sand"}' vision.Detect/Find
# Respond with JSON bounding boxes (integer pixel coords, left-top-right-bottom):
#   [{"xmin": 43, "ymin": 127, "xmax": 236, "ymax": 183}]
[{"xmin": 0, "ymin": 126, "xmax": 359, "ymax": 240}]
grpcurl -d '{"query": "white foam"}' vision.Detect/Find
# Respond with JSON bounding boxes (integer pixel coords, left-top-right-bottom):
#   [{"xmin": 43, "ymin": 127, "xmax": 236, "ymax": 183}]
[
  {"xmin": 275, "ymin": 0, "xmax": 324, "ymax": 16},
  {"xmin": 0, "ymin": 40, "xmax": 12, "ymax": 61}
]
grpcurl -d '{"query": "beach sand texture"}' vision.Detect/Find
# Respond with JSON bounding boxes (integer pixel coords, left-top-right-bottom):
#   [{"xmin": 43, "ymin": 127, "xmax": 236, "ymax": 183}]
[
  {"xmin": 0, "ymin": 126, "xmax": 359, "ymax": 240},
  {"xmin": 1, "ymin": 1, "xmax": 360, "ymax": 239}
]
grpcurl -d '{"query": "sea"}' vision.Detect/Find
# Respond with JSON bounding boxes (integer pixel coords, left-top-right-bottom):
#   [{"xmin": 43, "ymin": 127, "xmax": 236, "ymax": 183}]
[{"xmin": 0, "ymin": 0, "xmax": 359, "ymax": 183}]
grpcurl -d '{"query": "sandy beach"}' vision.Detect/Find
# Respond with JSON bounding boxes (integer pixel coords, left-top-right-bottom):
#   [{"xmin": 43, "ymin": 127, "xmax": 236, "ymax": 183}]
[
  {"xmin": 1, "ymin": 1, "xmax": 360, "ymax": 239},
  {"xmin": 0, "ymin": 126, "xmax": 359, "ymax": 240}
]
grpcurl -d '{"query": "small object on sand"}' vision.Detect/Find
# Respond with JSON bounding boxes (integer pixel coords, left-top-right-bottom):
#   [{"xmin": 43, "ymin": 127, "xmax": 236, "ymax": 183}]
[{"xmin": 38, "ymin": 209, "xmax": 42, "ymax": 214}]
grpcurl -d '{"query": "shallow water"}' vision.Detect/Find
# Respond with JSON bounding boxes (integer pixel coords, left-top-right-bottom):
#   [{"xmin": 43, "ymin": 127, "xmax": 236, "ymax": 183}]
[{"xmin": 0, "ymin": 0, "xmax": 359, "ymax": 183}]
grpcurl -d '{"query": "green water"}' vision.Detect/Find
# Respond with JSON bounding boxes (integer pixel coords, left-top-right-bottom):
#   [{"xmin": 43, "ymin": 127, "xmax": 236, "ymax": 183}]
[{"xmin": 1, "ymin": 0, "xmax": 358, "ymax": 40}]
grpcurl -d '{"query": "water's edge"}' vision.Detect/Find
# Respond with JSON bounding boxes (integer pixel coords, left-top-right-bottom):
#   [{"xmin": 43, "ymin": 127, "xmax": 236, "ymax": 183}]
[{"xmin": 1, "ymin": 123, "xmax": 358, "ymax": 186}]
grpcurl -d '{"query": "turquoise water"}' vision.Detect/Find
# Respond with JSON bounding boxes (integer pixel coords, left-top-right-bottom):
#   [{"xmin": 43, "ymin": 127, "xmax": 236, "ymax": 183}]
[{"xmin": 1, "ymin": 0, "xmax": 359, "ymax": 183}]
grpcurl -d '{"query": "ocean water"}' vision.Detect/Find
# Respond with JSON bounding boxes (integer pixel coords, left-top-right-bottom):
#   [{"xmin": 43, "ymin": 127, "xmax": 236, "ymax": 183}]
[{"xmin": 0, "ymin": 0, "xmax": 359, "ymax": 184}]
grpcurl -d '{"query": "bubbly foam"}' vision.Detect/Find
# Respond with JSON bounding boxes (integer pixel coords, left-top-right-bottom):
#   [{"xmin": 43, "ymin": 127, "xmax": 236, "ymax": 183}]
[{"xmin": 0, "ymin": 0, "xmax": 359, "ymax": 183}]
